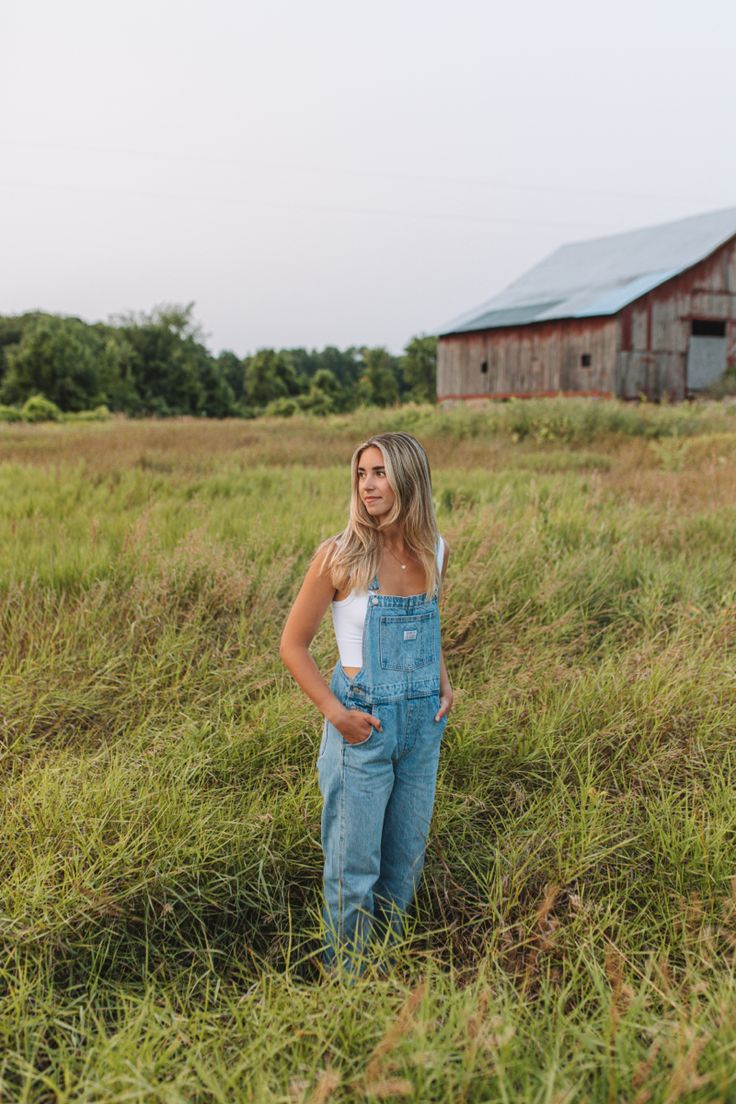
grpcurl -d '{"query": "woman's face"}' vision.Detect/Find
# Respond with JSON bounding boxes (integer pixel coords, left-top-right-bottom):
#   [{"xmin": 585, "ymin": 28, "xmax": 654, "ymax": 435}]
[{"xmin": 356, "ymin": 446, "xmax": 396, "ymax": 521}]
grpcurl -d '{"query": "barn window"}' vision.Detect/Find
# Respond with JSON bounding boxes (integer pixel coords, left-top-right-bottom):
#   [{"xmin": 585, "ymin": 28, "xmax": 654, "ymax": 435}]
[
  {"xmin": 580, "ymin": 353, "xmax": 592, "ymax": 367},
  {"xmin": 692, "ymin": 319, "xmax": 726, "ymax": 337},
  {"xmin": 480, "ymin": 359, "xmax": 488, "ymax": 374}
]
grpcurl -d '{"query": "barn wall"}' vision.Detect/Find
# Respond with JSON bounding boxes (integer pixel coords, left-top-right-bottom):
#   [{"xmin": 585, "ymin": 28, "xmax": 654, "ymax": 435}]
[
  {"xmin": 437, "ymin": 317, "xmax": 617, "ymax": 401},
  {"xmin": 618, "ymin": 235, "xmax": 736, "ymax": 399}
]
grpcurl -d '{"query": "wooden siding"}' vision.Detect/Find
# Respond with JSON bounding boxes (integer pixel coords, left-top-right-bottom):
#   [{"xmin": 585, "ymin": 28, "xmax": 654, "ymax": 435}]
[
  {"xmin": 439, "ymin": 234, "xmax": 736, "ymax": 403},
  {"xmin": 618, "ymin": 235, "xmax": 736, "ymax": 399},
  {"xmin": 437, "ymin": 317, "xmax": 617, "ymax": 401}
]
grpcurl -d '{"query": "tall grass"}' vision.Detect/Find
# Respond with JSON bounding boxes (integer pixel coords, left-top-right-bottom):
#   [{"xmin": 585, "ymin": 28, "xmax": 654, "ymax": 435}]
[{"xmin": 2, "ymin": 400, "xmax": 736, "ymax": 1101}]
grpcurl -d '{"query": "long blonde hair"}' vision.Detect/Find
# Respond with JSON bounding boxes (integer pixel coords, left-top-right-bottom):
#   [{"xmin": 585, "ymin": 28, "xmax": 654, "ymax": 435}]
[{"xmin": 319, "ymin": 432, "xmax": 440, "ymax": 596}]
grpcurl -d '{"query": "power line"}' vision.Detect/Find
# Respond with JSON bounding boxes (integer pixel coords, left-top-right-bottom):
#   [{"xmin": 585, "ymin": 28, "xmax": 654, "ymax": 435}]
[
  {"xmin": 0, "ymin": 135, "xmax": 729, "ymax": 209},
  {"xmin": 0, "ymin": 178, "xmax": 621, "ymax": 232}
]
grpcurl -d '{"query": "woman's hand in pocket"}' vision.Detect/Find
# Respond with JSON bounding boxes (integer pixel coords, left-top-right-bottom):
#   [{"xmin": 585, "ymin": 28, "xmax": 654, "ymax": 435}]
[{"xmin": 334, "ymin": 706, "xmax": 382, "ymax": 745}]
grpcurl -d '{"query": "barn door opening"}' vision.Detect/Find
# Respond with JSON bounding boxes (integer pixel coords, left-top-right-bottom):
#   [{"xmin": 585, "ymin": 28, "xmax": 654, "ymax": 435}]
[{"xmin": 687, "ymin": 319, "xmax": 727, "ymax": 392}]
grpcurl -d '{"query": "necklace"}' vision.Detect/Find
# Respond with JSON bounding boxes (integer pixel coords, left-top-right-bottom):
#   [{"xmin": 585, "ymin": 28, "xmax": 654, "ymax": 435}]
[{"xmin": 384, "ymin": 542, "xmax": 412, "ymax": 570}]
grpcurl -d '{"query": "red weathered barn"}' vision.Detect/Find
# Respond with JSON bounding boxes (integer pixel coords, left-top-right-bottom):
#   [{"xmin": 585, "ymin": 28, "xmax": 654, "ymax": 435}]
[{"xmin": 437, "ymin": 207, "xmax": 736, "ymax": 402}]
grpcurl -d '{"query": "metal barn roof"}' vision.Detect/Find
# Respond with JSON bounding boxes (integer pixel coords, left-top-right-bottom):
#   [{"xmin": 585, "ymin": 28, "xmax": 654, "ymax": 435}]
[{"xmin": 441, "ymin": 206, "xmax": 736, "ymax": 335}]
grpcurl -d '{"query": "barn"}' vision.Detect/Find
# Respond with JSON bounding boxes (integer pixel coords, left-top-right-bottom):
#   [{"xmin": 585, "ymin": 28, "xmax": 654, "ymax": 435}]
[{"xmin": 437, "ymin": 206, "xmax": 736, "ymax": 403}]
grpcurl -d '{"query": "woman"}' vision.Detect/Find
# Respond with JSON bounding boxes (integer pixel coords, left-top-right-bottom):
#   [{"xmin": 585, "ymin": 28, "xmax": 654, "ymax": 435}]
[{"xmin": 279, "ymin": 431, "xmax": 452, "ymax": 973}]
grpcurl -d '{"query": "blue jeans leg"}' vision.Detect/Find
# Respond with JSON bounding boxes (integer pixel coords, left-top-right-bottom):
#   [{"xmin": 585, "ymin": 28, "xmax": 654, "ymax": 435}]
[
  {"xmin": 317, "ymin": 714, "xmax": 394, "ymax": 972},
  {"xmin": 373, "ymin": 697, "xmax": 444, "ymax": 947}
]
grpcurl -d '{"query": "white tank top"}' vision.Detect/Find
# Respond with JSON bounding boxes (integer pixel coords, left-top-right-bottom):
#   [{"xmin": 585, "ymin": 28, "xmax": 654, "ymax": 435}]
[{"xmin": 330, "ymin": 537, "xmax": 445, "ymax": 669}]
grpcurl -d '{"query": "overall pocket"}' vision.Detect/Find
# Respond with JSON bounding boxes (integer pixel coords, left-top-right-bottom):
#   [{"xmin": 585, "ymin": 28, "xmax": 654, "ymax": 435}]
[{"xmin": 379, "ymin": 611, "xmax": 437, "ymax": 671}]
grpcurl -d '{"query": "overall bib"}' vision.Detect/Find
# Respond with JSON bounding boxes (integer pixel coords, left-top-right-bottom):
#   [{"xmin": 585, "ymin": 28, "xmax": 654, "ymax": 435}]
[{"xmin": 317, "ymin": 571, "xmax": 447, "ymax": 971}]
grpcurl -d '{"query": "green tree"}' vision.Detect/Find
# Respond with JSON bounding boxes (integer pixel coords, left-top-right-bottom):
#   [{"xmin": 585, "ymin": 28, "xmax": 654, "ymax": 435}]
[
  {"xmin": 311, "ymin": 368, "xmax": 341, "ymax": 401},
  {"xmin": 1, "ymin": 315, "xmax": 107, "ymax": 411},
  {"xmin": 216, "ymin": 350, "xmax": 245, "ymax": 401},
  {"xmin": 115, "ymin": 303, "xmax": 237, "ymax": 416},
  {"xmin": 0, "ymin": 312, "xmax": 44, "ymax": 389},
  {"xmin": 319, "ymin": 346, "xmax": 363, "ymax": 390},
  {"xmin": 92, "ymin": 326, "xmax": 143, "ymax": 413},
  {"xmin": 295, "ymin": 368, "xmax": 342, "ymax": 415},
  {"xmin": 198, "ymin": 357, "xmax": 237, "ymax": 417},
  {"xmin": 281, "ymin": 348, "xmax": 313, "ymax": 393},
  {"xmin": 401, "ymin": 334, "xmax": 437, "ymax": 402},
  {"xmin": 358, "ymin": 347, "xmax": 400, "ymax": 407},
  {"xmin": 243, "ymin": 349, "xmax": 302, "ymax": 410}
]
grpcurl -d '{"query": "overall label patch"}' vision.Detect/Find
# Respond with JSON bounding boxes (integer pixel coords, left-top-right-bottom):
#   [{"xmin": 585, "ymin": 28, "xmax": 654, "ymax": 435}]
[{"xmin": 403, "ymin": 629, "xmax": 418, "ymax": 641}]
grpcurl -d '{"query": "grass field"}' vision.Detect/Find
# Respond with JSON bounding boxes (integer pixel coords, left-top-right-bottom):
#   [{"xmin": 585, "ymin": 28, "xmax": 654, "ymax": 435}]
[{"xmin": 2, "ymin": 399, "xmax": 736, "ymax": 1102}]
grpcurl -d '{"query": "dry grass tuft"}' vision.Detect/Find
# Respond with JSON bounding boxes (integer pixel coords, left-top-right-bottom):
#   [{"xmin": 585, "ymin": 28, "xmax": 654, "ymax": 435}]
[
  {"xmin": 307, "ymin": 1066, "xmax": 341, "ymax": 1104},
  {"xmin": 363, "ymin": 981, "xmax": 427, "ymax": 1084}
]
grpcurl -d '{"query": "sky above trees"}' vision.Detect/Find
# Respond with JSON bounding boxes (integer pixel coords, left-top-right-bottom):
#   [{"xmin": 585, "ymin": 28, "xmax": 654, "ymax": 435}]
[{"xmin": 2, "ymin": 0, "xmax": 735, "ymax": 356}]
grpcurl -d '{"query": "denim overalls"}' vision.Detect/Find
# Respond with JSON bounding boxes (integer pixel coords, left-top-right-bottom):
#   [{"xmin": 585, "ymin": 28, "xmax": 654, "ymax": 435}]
[{"xmin": 317, "ymin": 570, "xmax": 447, "ymax": 971}]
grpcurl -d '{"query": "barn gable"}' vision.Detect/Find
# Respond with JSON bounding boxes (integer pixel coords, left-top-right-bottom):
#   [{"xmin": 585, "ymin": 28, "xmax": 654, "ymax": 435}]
[{"xmin": 441, "ymin": 206, "xmax": 736, "ymax": 336}]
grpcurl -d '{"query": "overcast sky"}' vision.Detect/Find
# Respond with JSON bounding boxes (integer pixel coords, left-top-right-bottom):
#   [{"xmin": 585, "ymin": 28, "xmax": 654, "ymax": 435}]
[{"xmin": 3, "ymin": 0, "xmax": 735, "ymax": 356}]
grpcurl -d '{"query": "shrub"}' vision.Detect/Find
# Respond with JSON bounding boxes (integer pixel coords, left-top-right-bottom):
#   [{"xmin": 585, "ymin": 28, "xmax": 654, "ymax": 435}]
[
  {"xmin": 296, "ymin": 388, "xmax": 336, "ymax": 416},
  {"xmin": 264, "ymin": 397, "xmax": 299, "ymax": 418},
  {"xmin": 0, "ymin": 404, "xmax": 22, "ymax": 422},
  {"xmin": 21, "ymin": 394, "xmax": 62, "ymax": 423},
  {"xmin": 61, "ymin": 405, "xmax": 112, "ymax": 423}
]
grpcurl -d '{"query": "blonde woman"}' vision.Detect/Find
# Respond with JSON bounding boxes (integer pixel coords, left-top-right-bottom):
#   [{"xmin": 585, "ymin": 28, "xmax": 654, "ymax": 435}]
[{"xmin": 280, "ymin": 432, "xmax": 452, "ymax": 974}]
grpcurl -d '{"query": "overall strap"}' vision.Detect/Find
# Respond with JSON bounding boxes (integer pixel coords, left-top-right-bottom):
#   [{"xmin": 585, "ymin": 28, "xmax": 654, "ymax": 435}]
[
  {"xmin": 436, "ymin": 534, "xmax": 444, "ymax": 574},
  {"xmin": 368, "ymin": 573, "xmax": 380, "ymax": 592},
  {"xmin": 434, "ymin": 535, "xmax": 444, "ymax": 600}
]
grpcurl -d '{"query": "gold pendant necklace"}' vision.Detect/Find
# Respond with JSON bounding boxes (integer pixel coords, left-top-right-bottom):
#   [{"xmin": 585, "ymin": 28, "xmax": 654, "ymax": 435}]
[{"xmin": 385, "ymin": 543, "xmax": 410, "ymax": 570}]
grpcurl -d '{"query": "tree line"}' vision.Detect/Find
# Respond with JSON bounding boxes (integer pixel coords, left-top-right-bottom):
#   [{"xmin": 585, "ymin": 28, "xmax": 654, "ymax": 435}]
[{"xmin": 0, "ymin": 304, "xmax": 437, "ymax": 418}]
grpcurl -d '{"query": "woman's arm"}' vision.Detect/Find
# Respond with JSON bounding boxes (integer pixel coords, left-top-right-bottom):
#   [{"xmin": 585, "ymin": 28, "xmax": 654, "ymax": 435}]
[
  {"xmin": 279, "ymin": 543, "xmax": 381, "ymax": 744},
  {"xmin": 436, "ymin": 539, "xmax": 453, "ymax": 722}
]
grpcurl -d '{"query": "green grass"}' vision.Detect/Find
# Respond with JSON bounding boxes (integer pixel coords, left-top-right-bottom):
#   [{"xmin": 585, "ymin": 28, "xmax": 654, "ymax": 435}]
[{"xmin": 2, "ymin": 399, "xmax": 736, "ymax": 1101}]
